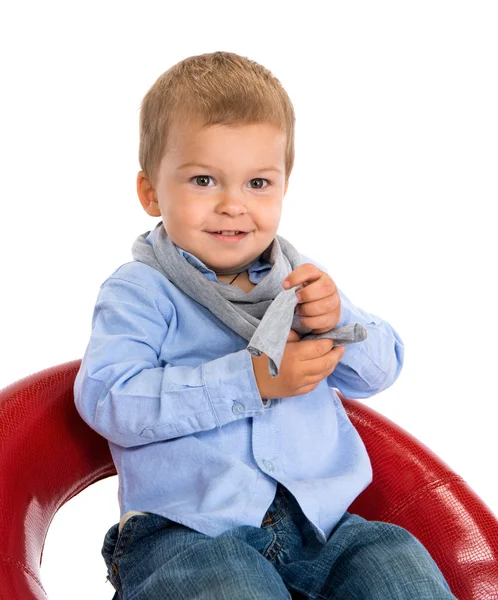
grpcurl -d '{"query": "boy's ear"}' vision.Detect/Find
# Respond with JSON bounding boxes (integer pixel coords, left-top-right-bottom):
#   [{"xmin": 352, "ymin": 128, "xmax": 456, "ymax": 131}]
[{"xmin": 137, "ymin": 171, "xmax": 161, "ymax": 217}]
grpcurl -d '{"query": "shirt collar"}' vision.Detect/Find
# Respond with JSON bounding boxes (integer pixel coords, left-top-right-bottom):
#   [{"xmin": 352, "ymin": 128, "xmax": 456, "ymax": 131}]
[{"xmin": 145, "ymin": 229, "xmax": 272, "ymax": 284}]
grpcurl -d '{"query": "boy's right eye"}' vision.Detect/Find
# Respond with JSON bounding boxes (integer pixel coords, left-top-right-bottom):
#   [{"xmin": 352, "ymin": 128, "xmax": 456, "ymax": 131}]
[{"xmin": 190, "ymin": 175, "xmax": 214, "ymax": 187}]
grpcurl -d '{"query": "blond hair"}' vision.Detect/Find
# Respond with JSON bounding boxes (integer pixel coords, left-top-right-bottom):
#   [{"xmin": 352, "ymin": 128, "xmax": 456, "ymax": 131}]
[{"xmin": 138, "ymin": 51, "xmax": 296, "ymax": 187}]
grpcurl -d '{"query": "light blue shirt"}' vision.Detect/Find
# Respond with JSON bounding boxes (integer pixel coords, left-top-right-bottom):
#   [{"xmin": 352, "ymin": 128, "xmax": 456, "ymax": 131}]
[{"xmin": 74, "ymin": 231, "xmax": 404, "ymax": 544}]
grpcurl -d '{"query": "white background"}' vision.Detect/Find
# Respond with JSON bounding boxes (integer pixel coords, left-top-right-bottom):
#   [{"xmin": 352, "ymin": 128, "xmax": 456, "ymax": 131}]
[{"xmin": 0, "ymin": 1, "xmax": 497, "ymax": 598}]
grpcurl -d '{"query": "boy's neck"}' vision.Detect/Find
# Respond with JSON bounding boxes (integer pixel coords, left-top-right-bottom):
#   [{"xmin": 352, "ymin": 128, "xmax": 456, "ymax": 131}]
[{"xmin": 217, "ymin": 270, "xmax": 255, "ymax": 292}]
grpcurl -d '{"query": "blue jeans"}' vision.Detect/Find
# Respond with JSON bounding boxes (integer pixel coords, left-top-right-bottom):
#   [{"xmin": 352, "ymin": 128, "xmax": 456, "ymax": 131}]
[{"xmin": 102, "ymin": 483, "xmax": 456, "ymax": 599}]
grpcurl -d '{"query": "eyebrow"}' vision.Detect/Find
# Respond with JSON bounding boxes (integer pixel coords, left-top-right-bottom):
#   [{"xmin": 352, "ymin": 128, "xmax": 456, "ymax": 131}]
[{"xmin": 177, "ymin": 162, "xmax": 282, "ymax": 173}]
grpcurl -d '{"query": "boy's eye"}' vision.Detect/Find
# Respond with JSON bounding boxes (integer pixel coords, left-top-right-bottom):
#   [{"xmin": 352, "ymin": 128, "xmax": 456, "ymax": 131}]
[
  {"xmin": 190, "ymin": 175, "xmax": 269, "ymax": 189},
  {"xmin": 191, "ymin": 175, "xmax": 214, "ymax": 187},
  {"xmin": 249, "ymin": 178, "xmax": 269, "ymax": 190}
]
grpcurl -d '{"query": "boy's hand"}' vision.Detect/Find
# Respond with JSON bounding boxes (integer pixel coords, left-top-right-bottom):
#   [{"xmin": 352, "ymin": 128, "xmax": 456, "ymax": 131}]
[
  {"xmin": 286, "ymin": 329, "xmax": 301, "ymax": 342},
  {"xmin": 282, "ymin": 264, "xmax": 341, "ymax": 335},
  {"xmin": 251, "ymin": 330, "xmax": 345, "ymax": 400}
]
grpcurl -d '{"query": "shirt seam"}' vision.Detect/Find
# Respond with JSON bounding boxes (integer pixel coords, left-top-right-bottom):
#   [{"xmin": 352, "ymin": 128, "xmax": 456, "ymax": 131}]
[
  {"xmin": 201, "ymin": 362, "xmax": 221, "ymax": 428},
  {"xmin": 355, "ymin": 345, "xmax": 388, "ymax": 377},
  {"xmin": 140, "ymin": 409, "xmax": 215, "ymax": 435},
  {"xmin": 244, "ymin": 349, "xmax": 266, "ymax": 411},
  {"xmin": 107, "ymin": 274, "xmax": 166, "ymax": 300}
]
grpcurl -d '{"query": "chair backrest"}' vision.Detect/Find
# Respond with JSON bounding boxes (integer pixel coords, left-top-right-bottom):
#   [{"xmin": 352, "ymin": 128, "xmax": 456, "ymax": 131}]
[{"xmin": 1, "ymin": 361, "xmax": 497, "ymax": 599}]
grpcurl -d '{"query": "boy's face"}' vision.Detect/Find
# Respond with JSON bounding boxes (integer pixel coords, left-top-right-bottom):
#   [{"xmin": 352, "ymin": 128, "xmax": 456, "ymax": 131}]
[{"xmin": 137, "ymin": 119, "xmax": 289, "ymax": 275}]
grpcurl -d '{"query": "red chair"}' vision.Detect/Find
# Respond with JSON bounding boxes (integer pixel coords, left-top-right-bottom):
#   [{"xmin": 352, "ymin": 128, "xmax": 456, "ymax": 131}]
[{"xmin": 1, "ymin": 360, "xmax": 498, "ymax": 600}]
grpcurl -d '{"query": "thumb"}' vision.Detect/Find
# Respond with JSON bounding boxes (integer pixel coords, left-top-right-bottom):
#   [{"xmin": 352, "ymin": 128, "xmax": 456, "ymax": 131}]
[{"xmin": 287, "ymin": 329, "xmax": 301, "ymax": 342}]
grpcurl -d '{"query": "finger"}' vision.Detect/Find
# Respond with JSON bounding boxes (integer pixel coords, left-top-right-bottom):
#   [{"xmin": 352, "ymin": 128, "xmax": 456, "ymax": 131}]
[
  {"xmin": 282, "ymin": 263, "xmax": 322, "ymax": 289},
  {"xmin": 295, "ymin": 276, "xmax": 337, "ymax": 304},
  {"xmin": 332, "ymin": 345, "xmax": 346, "ymax": 361},
  {"xmin": 320, "ymin": 346, "xmax": 345, "ymax": 371},
  {"xmin": 298, "ymin": 338, "xmax": 335, "ymax": 360},
  {"xmin": 316, "ymin": 345, "xmax": 345, "ymax": 373},
  {"xmin": 301, "ymin": 346, "xmax": 345, "ymax": 382},
  {"xmin": 286, "ymin": 329, "xmax": 301, "ymax": 342},
  {"xmin": 296, "ymin": 312, "xmax": 339, "ymax": 332},
  {"xmin": 295, "ymin": 292, "xmax": 340, "ymax": 317},
  {"xmin": 324, "ymin": 346, "xmax": 346, "ymax": 376}
]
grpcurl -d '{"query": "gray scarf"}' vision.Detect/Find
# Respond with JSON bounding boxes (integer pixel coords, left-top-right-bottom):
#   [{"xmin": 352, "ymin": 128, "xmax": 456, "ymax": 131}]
[{"xmin": 132, "ymin": 222, "xmax": 367, "ymax": 377}]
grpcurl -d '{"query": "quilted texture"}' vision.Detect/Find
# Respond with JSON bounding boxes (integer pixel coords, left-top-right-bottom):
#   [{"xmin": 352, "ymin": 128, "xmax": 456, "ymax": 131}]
[{"xmin": 1, "ymin": 360, "xmax": 497, "ymax": 599}]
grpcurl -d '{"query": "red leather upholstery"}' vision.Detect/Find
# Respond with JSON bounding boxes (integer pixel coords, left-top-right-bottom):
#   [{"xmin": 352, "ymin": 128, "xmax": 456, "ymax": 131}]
[{"xmin": 1, "ymin": 361, "xmax": 497, "ymax": 599}]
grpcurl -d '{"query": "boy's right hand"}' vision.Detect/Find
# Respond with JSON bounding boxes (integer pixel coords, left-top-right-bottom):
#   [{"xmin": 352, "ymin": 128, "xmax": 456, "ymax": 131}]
[{"xmin": 251, "ymin": 329, "xmax": 346, "ymax": 400}]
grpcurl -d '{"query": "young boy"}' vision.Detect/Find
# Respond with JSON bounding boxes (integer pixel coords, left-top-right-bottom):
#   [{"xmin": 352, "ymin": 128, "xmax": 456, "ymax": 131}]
[{"xmin": 74, "ymin": 51, "xmax": 456, "ymax": 599}]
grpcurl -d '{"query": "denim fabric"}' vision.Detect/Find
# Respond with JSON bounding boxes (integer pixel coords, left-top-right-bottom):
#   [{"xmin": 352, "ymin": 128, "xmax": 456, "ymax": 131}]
[{"xmin": 101, "ymin": 484, "xmax": 456, "ymax": 600}]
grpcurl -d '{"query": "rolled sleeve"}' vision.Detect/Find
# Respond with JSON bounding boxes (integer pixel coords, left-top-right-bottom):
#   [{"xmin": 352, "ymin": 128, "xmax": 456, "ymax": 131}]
[
  {"xmin": 74, "ymin": 276, "xmax": 269, "ymax": 448},
  {"xmin": 328, "ymin": 289, "xmax": 404, "ymax": 398},
  {"xmin": 202, "ymin": 348, "xmax": 268, "ymax": 425}
]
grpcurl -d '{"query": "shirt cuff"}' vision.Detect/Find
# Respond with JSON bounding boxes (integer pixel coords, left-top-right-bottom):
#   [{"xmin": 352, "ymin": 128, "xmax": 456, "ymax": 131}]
[{"xmin": 202, "ymin": 349, "xmax": 268, "ymax": 427}]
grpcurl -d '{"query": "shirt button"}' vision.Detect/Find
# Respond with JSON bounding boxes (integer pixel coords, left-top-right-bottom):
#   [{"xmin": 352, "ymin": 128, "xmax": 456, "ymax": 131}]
[
  {"xmin": 263, "ymin": 459, "xmax": 274, "ymax": 472},
  {"xmin": 232, "ymin": 402, "xmax": 245, "ymax": 415}
]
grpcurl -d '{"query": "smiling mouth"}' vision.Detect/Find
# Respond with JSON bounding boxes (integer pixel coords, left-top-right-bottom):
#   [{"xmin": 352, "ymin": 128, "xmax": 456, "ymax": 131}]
[
  {"xmin": 207, "ymin": 230, "xmax": 249, "ymax": 234},
  {"xmin": 207, "ymin": 231, "xmax": 250, "ymax": 241}
]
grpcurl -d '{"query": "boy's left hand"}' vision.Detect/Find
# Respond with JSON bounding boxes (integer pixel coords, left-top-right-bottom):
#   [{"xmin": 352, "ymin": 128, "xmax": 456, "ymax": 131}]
[{"xmin": 282, "ymin": 264, "xmax": 341, "ymax": 335}]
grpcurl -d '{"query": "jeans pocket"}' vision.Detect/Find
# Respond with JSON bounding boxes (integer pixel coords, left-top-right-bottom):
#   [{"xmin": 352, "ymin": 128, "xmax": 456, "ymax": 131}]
[{"xmin": 113, "ymin": 515, "xmax": 145, "ymax": 560}]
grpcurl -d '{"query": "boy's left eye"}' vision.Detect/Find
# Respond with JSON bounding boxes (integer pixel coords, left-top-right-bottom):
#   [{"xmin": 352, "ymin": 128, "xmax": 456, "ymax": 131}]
[{"xmin": 190, "ymin": 175, "xmax": 269, "ymax": 189}]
